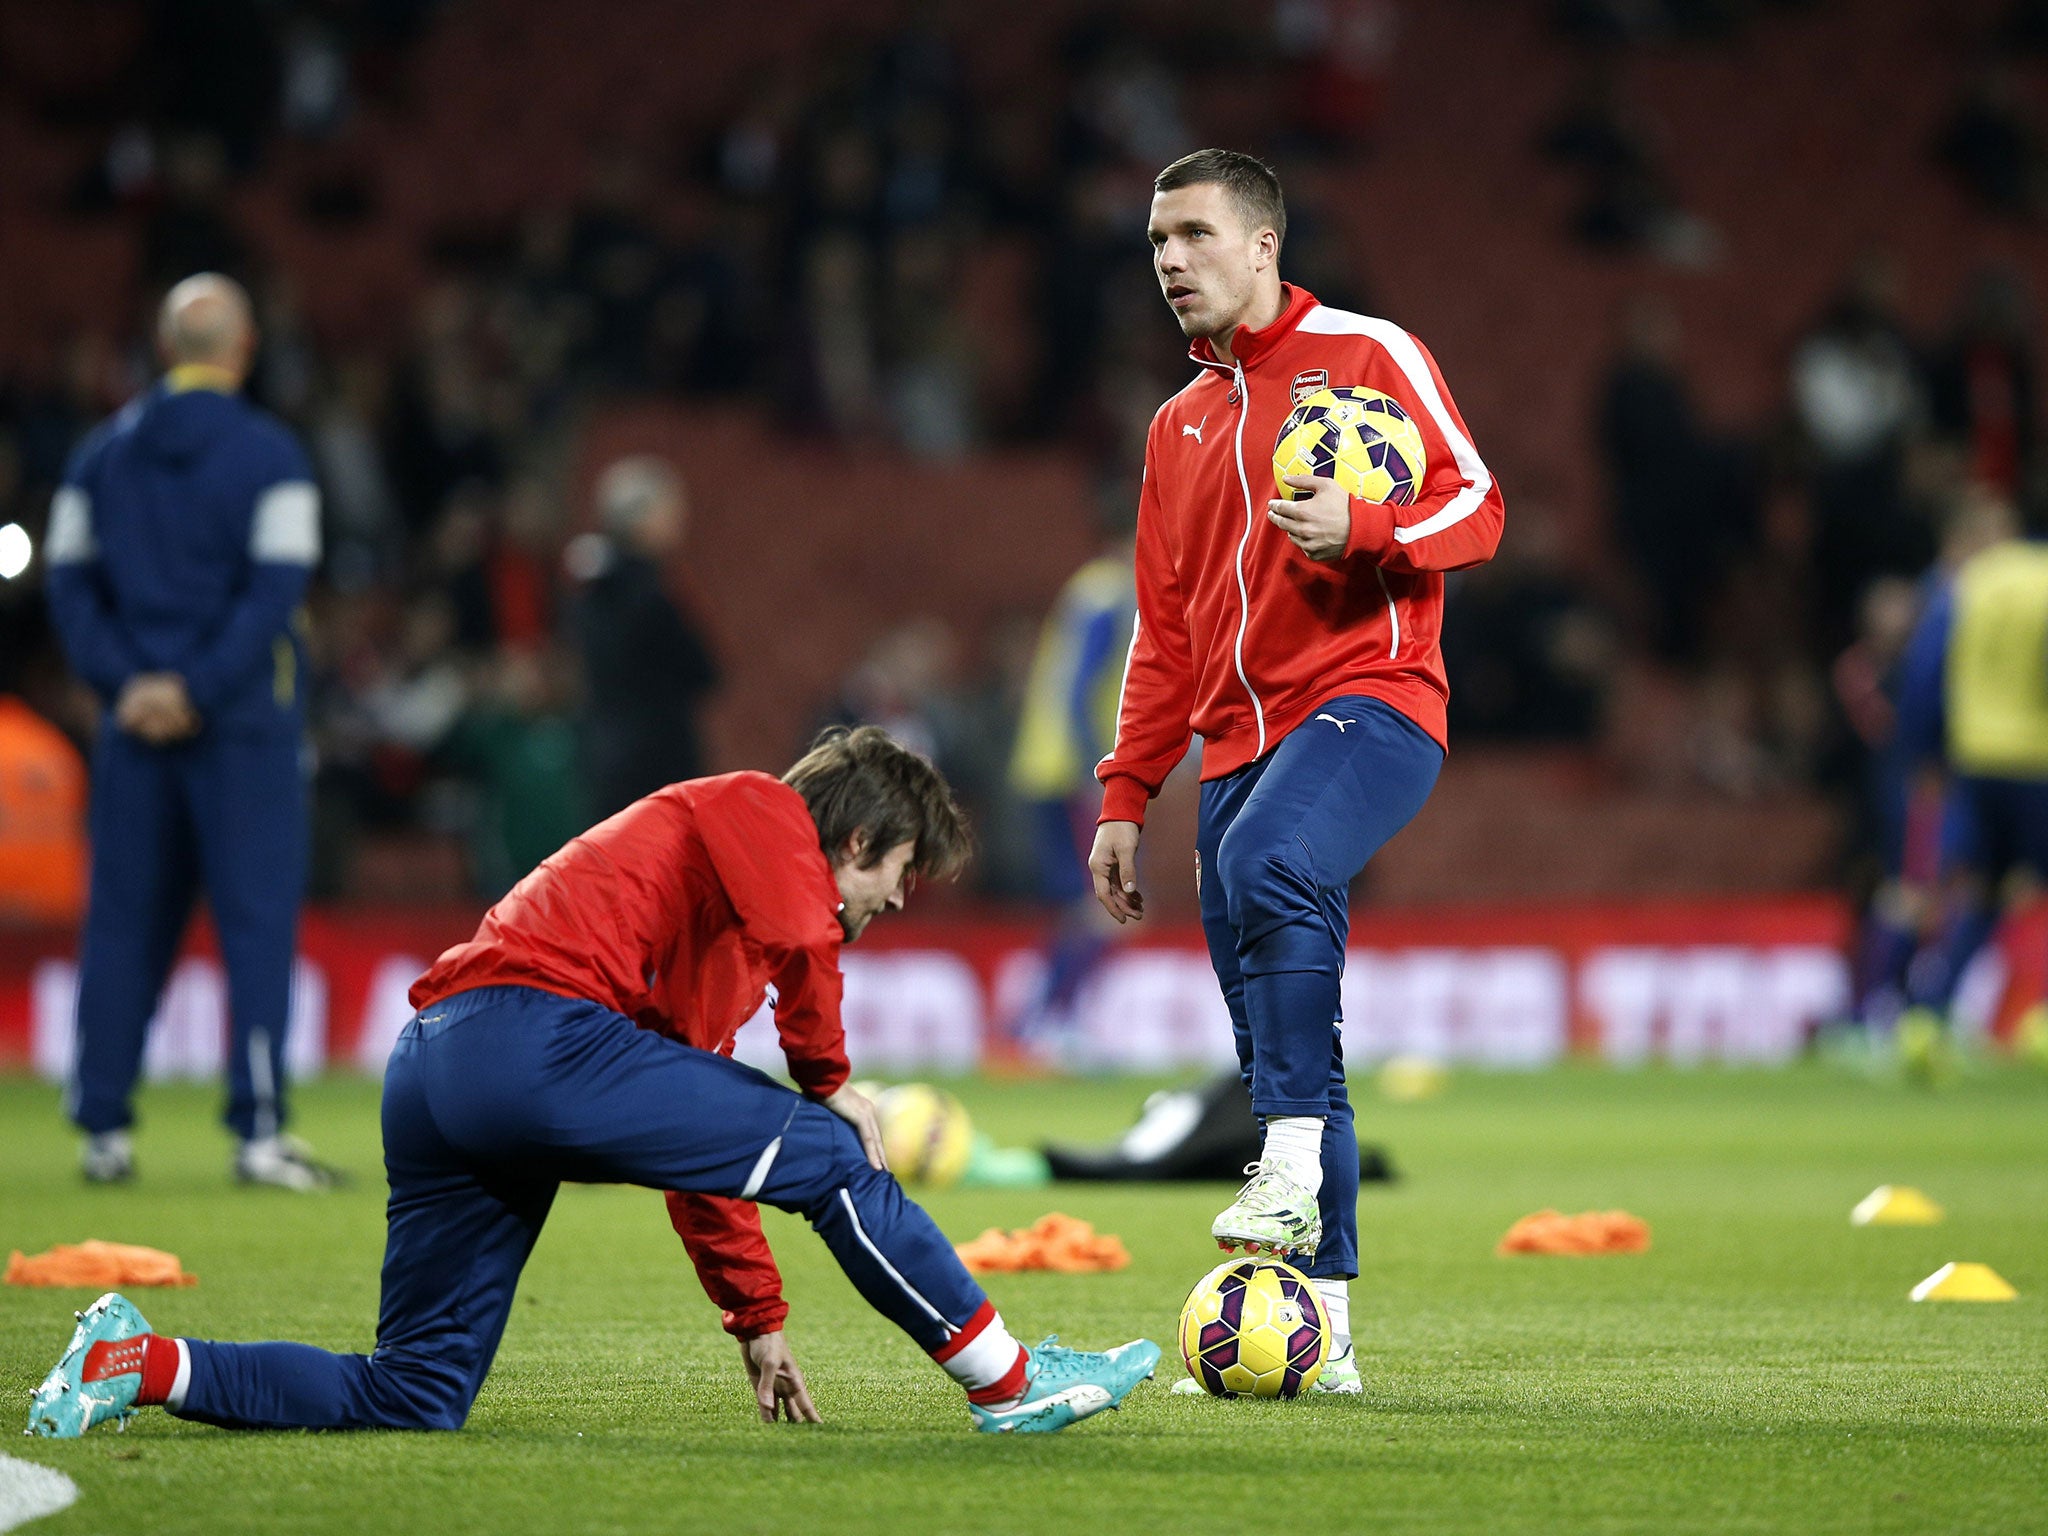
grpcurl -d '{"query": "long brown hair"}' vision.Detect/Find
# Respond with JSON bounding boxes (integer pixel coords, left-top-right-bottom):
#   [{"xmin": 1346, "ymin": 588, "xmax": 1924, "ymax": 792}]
[{"xmin": 782, "ymin": 725, "xmax": 972, "ymax": 878}]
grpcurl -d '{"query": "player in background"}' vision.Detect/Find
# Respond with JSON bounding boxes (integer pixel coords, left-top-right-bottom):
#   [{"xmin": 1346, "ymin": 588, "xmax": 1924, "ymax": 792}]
[
  {"xmin": 30, "ymin": 728, "xmax": 1160, "ymax": 1438},
  {"xmin": 1088, "ymin": 150, "xmax": 1504, "ymax": 1395},
  {"xmin": 1889, "ymin": 493, "xmax": 2048, "ymax": 1071},
  {"xmin": 1004, "ymin": 509, "xmax": 1137, "ymax": 1059},
  {"xmin": 45, "ymin": 274, "xmax": 335, "ymax": 1190},
  {"xmin": 1842, "ymin": 488, "xmax": 2014, "ymax": 1037}
]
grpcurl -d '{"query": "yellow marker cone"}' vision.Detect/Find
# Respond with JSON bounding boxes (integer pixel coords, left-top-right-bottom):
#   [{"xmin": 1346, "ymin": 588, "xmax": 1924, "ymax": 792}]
[
  {"xmin": 1850, "ymin": 1185, "xmax": 1944, "ymax": 1226},
  {"xmin": 1909, "ymin": 1262, "xmax": 2018, "ymax": 1302}
]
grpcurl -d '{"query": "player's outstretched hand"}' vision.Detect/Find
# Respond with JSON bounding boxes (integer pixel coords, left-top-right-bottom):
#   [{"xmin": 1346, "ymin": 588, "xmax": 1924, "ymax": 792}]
[
  {"xmin": 821, "ymin": 1083, "xmax": 889, "ymax": 1171},
  {"xmin": 1089, "ymin": 820, "xmax": 1145, "ymax": 924},
  {"xmin": 741, "ymin": 1331, "xmax": 821, "ymax": 1424},
  {"xmin": 1268, "ymin": 475, "xmax": 1352, "ymax": 563}
]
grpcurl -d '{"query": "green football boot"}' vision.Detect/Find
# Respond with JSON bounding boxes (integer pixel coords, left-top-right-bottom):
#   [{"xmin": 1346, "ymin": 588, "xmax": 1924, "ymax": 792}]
[
  {"xmin": 26, "ymin": 1292, "xmax": 153, "ymax": 1438},
  {"xmin": 1310, "ymin": 1341, "xmax": 1362, "ymax": 1395},
  {"xmin": 1211, "ymin": 1165, "xmax": 1322, "ymax": 1258},
  {"xmin": 968, "ymin": 1336, "xmax": 1161, "ymax": 1434}
]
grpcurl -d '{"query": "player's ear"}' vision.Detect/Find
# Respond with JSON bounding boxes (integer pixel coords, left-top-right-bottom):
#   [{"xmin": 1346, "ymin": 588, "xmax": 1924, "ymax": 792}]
[{"xmin": 839, "ymin": 830, "xmax": 869, "ymax": 869}]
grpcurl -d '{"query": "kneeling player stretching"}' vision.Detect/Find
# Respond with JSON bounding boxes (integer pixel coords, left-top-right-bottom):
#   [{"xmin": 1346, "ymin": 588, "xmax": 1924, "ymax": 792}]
[{"xmin": 29, "ymin": 727, "xmax": 1158, "ymax": 1437}]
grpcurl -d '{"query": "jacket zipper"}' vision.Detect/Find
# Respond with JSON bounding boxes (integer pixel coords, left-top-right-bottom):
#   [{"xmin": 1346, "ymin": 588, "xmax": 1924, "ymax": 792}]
[{"xmin": 1228, "ymin": 361, "xmax": 1268, "ymax": 758}]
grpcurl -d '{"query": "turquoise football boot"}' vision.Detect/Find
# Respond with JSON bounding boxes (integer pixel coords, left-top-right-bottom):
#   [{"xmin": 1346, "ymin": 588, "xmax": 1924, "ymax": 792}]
[
  {"xmin": 25, "ymin": 1292, "xmax": 153, "ymax": 1438},
  {"xmin": 968, "ymin": 1336, "xmax": 1161, "ymax": 1434}
]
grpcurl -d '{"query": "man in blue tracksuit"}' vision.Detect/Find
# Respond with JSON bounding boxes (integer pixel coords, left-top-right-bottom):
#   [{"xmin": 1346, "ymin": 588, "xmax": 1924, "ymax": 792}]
[
  {"xmin": 45, "ymin": 273, "xmax": 333, "ymax": 1190},
  {"xmin": 1889, "ymin": 523, "xmax": 2048, "ymax": 1057}
]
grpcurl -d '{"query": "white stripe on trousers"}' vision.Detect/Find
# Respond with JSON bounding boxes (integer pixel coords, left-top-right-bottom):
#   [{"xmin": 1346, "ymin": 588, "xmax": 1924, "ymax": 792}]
[{"xmin": 837, "ymin": 1189, "xmax": 956, "ymax": 1335}]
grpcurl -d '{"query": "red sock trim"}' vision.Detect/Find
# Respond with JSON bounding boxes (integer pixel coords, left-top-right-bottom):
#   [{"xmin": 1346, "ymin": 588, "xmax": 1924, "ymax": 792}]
[
  {"xmin": 966, "ymin": 1350, "xmax": 1029, "ymax": 1407},
  {"xmin": 139, "ymin": 1335, "xmax": 179, "ymax": 1405},
  {"xmin": 930, "ymin": 1300, "xmax": 996, "ymax": 1365}
]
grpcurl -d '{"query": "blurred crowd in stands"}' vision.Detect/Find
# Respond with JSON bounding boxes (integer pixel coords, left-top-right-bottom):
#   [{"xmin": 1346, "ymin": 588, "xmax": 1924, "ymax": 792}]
[{"xmin": 1, "ymin": 0, "xmax": 2046, "ymax": 910}]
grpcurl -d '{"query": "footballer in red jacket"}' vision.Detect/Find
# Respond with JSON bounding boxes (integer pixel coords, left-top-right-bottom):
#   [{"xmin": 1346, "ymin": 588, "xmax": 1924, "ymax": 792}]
[
  {"xmin": 1089, "ymin": 150, "xmax": 1505, "ymax": 1397},
  {"xmin": 29, "ymin": 729, "xmax": 1159, "ymax": 1440}
]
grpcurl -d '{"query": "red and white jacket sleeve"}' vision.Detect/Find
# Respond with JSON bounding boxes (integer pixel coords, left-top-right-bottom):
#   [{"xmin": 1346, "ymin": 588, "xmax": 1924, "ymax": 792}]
[
  {"xmin": 1340, "ymin": 330, "xmax": 1504, "ymax": 574},
  {"xmin": 1097, "ymin": 434, "xmax": 1198, "ymax": 827},
  {"xmin": 697, "ymin": 778, "xmax": 851, "ymax": 1099},
  {"xmin": 665, "ymin": 1191, "xmax": 788, "ymax": 1339}
]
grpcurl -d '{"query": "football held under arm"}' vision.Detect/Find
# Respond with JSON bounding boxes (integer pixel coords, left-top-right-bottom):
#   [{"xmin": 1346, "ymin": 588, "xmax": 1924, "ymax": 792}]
[{"xmin": 1331, "ymin": 327, "xmax": 1505, "ymax": 575}]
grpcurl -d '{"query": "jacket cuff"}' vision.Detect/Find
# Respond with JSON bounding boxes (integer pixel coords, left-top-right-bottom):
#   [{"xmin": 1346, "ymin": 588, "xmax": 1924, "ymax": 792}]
[
  {"xmin": 1344, "ymin": 496, "xmax": 1397, "ymax": 561},
  {"xmin": 791, "ymin": 1054, "xmax": 849, "ymax": 1100},
  {"xmin": 1098, "ymin": 774, "xmax": 1152, "ymax": 827},
  {"xmin": 722, "ymin": 1298, "xmax": 790, "ymax": 1340}
]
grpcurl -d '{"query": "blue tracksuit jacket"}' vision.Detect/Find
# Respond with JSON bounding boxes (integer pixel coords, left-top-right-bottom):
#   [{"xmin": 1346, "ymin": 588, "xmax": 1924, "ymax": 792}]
[{"xmin": 45, "ymin": 379, "xmax": 318, "ymax": 735}]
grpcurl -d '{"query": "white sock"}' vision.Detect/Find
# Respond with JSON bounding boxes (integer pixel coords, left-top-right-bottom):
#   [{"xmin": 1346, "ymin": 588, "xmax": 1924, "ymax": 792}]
[
  {"xmin": 935, "ymin": 1307, "xmax": 1028, "ymax": 1404},
  {"xmin": 1261, "ymin": 1116, "xmax": 1325, "ymax": 1195},
  {"xmin": 166, "ymin": 1338, "xmax": 192, "ymax": 1411},
  {"xmin": 1313, "ymin": 1279, "xmax": 1351, "ymax": 1355}
]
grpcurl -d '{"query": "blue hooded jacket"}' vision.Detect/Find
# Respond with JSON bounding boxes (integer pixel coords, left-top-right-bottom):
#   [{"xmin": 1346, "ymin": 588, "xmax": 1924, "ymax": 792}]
[{"xmin": 45, "ymin": 375, "xmax": 319, "ymax": 738}]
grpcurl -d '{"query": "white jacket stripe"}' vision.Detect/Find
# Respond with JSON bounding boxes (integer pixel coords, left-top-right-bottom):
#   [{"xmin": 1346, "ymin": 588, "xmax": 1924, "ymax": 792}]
[
  {"xmin": 1097, "ymin": 608, "xmax": 1144, "ymax": 776},
  {"xmin": 46, "ymin": 487, "xmax": 97, "ymax": 565},
  {"xmin": 1295, "ymin": 306, "xmax": 1493, "ymax": 545},
  {"xmin": 251, "ymin": 481, "xmax": 322, "ymax": 565}
]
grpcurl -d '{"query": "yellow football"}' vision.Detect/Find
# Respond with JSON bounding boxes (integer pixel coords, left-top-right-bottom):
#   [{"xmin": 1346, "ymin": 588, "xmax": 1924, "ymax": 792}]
[
  {"xmin": 875, "ymin": 1082, "xmax": 974, "ymax": 1187},
  {"xmin": 1272, "ymin": 385, "xmax": 1426, "ymax": 505},
  {"xmin": 1177, "ymin": 1255, "xmax": 1329, "ymax": 1397}
]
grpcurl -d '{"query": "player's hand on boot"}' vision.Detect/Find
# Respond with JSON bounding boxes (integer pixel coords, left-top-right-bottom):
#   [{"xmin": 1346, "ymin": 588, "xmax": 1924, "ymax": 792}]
[
  {"xmin": 821, "ymin": 1083, "xmax": 888, "ymax": 1171},
  {"xmin": 1089, "ymin": 820, "xmax": 1145, "ymax": 924},
  {"xmin": 741, "ymin": 1331, "xmax": 821, "ymax": 1423}
]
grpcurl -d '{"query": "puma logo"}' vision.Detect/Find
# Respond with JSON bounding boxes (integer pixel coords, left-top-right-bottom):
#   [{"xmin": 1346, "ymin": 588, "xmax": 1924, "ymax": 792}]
[
  {"xmin": 1315, "ymin": 713, "xmax": 1354, "ymax": 733},
  {"xmin": 1183, "ymin": 416, "xmax": 1206, "ymax": 443}
]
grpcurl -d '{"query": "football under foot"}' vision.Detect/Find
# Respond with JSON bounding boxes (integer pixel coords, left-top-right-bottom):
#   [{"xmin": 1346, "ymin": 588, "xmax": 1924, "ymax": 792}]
[
  {"xmin": 1210, "ymin": 1166, "xmax": 1323, "ymax": 1261},
  {"xmin": 25, "ymin": 1292, "xmax": 153, "ymax": 1439},
  {"xmin": 968, "ymin": 1336, "xmax": 1161, "ymax": 1434}
]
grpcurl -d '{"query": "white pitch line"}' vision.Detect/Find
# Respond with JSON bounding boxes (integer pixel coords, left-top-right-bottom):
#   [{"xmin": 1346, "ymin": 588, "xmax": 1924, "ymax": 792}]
[{"xmin": 0, "ymin": 1453, "xmax": 79, "ymax": 1532}]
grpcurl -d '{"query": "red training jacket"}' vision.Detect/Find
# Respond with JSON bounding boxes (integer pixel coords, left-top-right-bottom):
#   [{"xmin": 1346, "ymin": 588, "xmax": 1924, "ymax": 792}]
[
  {"xmin": 411, "ymin": 771, "xmax": 849, "ymax": 1339},
  {"xmin": 1097, "ymin": 284, "xmax": 1505, "ymax": 824}
]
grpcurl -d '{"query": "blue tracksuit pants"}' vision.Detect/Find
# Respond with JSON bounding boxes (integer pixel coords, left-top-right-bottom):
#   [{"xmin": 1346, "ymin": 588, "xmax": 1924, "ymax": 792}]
[
  {"xmin": 174, "ymin": 985, "xmax": 990, "ymax": 1430},
  {"xmin": 70, "ymin": 725, "xmax": 307, "ymax": 1142},
  {"xmin": 1908, "ymin": 773, "xmax": 2048, "ymax": 1012},
  {"xmin": 1196, "ymin": 696, "xmax": 1443, "ymax": 1281}
]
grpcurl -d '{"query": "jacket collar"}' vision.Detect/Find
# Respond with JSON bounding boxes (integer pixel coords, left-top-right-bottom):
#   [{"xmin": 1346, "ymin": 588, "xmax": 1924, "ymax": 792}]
[
  {"xmin": 1189, "ymin": 284, "xmax": 1319, "ymax": 377},
  {"xmin": 165, "ymin": 364, "xmax": 241, "ymax": 395}
]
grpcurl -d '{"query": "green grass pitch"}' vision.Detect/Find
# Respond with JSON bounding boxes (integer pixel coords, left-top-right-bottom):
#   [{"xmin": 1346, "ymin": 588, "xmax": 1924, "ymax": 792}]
[{"xmin": 2, "ymin": 1065, "xmax": 2044, "ymax": 1535}]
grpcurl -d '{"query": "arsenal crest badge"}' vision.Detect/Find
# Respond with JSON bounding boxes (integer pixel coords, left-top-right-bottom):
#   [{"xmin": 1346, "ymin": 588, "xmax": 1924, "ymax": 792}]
[{"xmin": 1290, "ymin": 369, "xmax": 1328, "ymax": 406}]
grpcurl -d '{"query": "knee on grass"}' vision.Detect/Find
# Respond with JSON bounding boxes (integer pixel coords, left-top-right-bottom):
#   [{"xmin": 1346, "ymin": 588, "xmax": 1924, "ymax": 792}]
[{"xmin": 359, "ymin": 1356, "xmax": 477, "ymax": 1431}]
